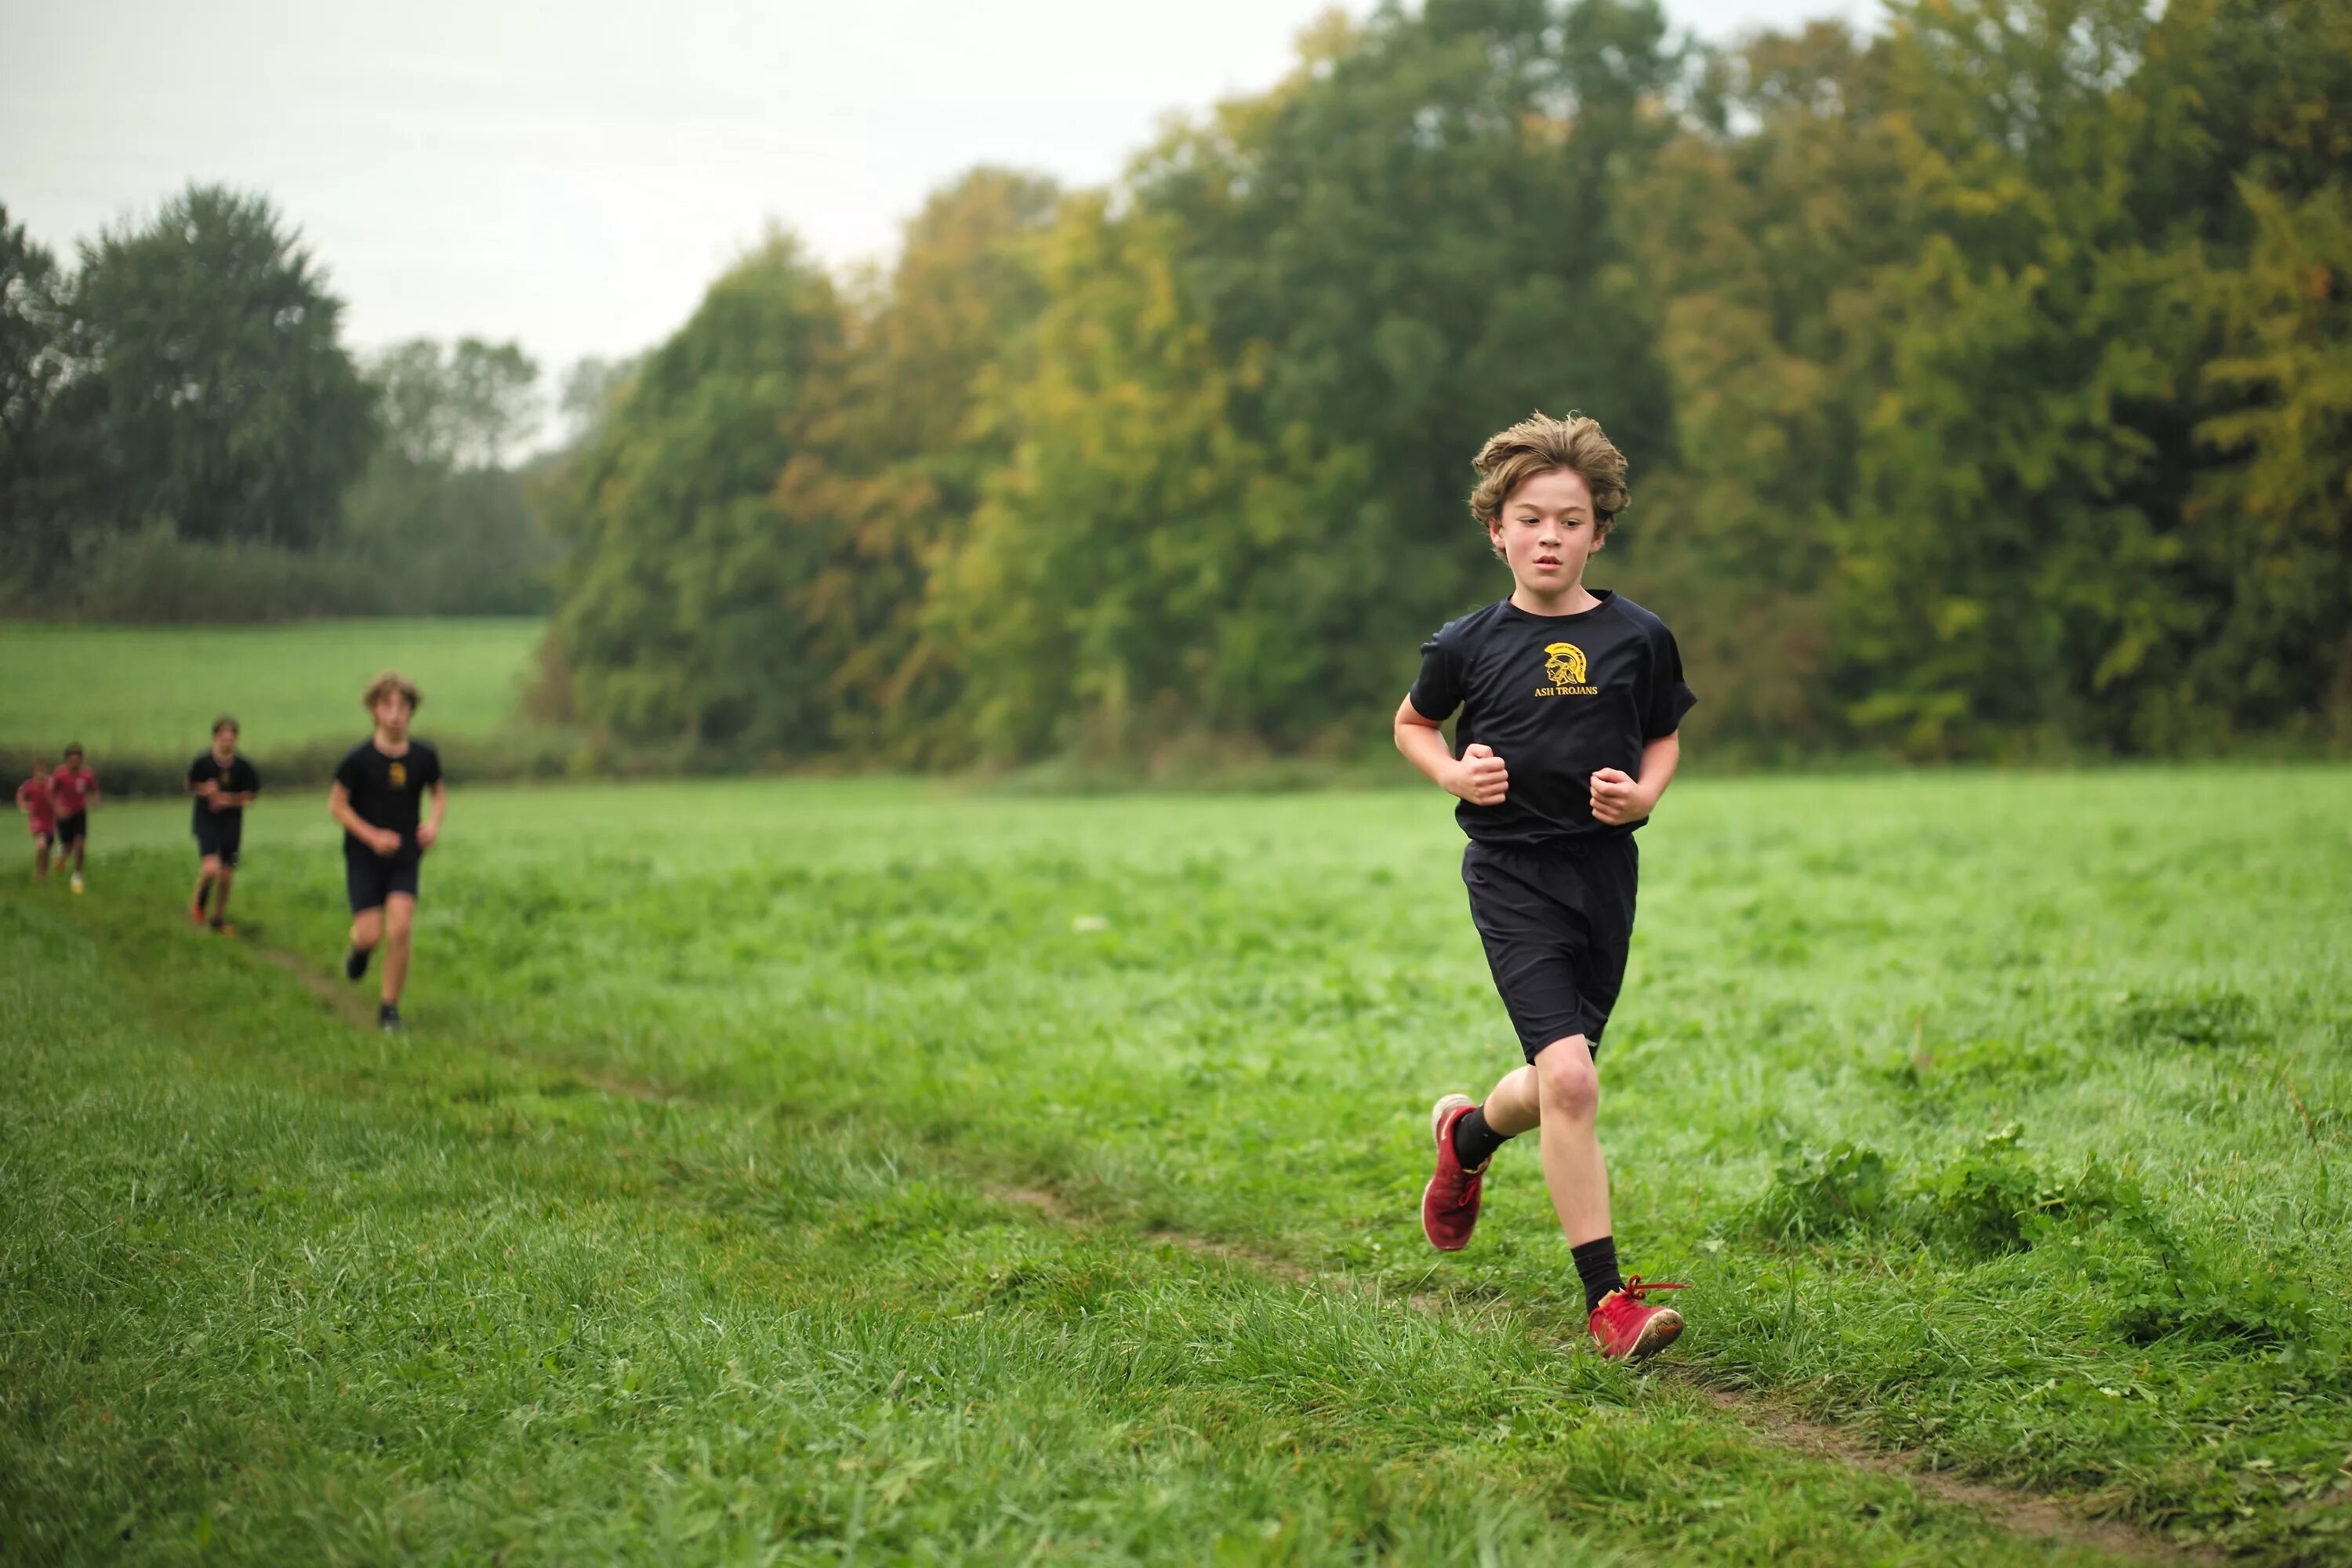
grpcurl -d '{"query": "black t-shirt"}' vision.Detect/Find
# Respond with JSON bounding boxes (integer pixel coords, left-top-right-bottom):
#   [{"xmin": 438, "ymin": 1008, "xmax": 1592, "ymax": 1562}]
[
  {"xmin": 187, "ymin": 752, "xmax": 261, "ymax": 831},
  {"xmin": 333, "ymin": 738, "xmax": 442, "ymax": 851},
  {"xmin": 1409, "ymin": 592, "xmax": 1696, "ymax": 847}
]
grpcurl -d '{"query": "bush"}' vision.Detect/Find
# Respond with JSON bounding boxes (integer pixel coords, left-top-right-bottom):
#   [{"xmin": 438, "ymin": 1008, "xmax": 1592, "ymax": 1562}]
[
  {"xmin": 1748, "ymin": 1140, "xmax": 1895, "ymax": 1240},
  {"xmin": 15, "ymin": 527, "xmax": 394, "ymax": 622}
]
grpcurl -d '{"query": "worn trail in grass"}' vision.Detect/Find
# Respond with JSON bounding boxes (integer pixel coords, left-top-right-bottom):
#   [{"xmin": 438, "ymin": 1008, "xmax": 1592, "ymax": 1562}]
[{"xmin": 5, "ymin": 767, "xmax": 2350, "ymax": 1561}]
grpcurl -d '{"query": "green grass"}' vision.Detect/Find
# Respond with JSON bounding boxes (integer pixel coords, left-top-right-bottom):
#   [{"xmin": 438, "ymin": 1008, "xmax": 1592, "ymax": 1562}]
[
  {"xmin": 5, "ymin": 768, "xmax": 2350, "ymax": 1563},
  {"xmin": 0, "ymin": 618, "xmax": 543, "ymax": 758}
]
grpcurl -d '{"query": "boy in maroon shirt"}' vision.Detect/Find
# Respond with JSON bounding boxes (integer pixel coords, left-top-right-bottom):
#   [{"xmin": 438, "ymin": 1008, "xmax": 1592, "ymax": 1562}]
[
  {"xmin": 48, "ymin": 744, "xmax": 98, "ymax": 894},
  {"xmin": 16, "ymin": 758, "xmax": 56, "ymax": 881}
]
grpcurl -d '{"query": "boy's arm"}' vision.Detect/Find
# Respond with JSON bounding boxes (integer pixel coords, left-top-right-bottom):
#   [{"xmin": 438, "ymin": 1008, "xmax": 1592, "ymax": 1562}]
[
  {"xmin": 416, "ymin": 780, "xmax": 448, "ymax": 848},
  {"xmin": 1394, "ymin": 695, "xmax": 1508, "ymax": 805},
  {"xmin": 1589, "ymin": 731, "xmax": 1681, "ymax": 826},
  {"xmin": 330, "ymin": 782, "xmax": 398, "ymax": 855}
]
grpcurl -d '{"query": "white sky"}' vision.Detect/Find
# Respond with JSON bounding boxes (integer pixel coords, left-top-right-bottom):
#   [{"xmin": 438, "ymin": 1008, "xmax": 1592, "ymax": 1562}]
[{"xmin": 2, "ymin": 0, "xmax": 1865, "ymax": 384}]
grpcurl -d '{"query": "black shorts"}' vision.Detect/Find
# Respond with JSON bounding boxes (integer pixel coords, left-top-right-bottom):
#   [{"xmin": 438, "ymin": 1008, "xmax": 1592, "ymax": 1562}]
[
  {"xmin": 55, "ymin": 811, "xmax": 87, "ymax": 848},
  {"xmin": 1462, "ymin": 836, "xmax": 1639, "ymax": 1062},
  {"xmin": 345, "ymin": 842, "xmax": 422, "ymax": 913},
  {"xmin": 194, "ymin": 814, "xmax": 244, "ymax": 867}
]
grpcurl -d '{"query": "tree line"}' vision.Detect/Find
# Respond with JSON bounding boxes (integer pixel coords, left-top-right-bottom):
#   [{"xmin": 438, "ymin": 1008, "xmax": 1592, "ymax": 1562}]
[
  {"xmin": 8, "ymin": 0, "xmax": 2347, "ymax": 764},
  {"xmin": 536, "ymin": 0, "xmax": 2350, "ymax": 766},
  {"xmin": 2, "ymin": 187, "xmax": 557, "ymax": 619}
]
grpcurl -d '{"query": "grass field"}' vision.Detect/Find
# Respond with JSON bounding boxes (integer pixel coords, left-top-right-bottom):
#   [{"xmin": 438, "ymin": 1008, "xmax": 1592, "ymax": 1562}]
[
  {"xmin": 4, "ymin": 769, "xmax": 2349, "ymax": 1563},
  {"xmin": 0, "ymin": 618, "xmax": 543, "ymax": 759}
]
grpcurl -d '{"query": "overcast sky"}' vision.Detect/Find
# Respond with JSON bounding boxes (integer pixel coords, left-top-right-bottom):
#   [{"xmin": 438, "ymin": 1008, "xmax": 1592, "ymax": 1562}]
[{"xmin": 2, "ymin": 0, "xmax": 1865, "ymax": 384}]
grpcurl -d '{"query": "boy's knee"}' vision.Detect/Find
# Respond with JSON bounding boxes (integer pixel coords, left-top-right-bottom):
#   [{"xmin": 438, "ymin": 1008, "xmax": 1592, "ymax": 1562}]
[
  {"xmin": 386, "ymin": 898, "xmax": 416, "ymax": 938},
  {"xmin": 1535, "ymin": 1038, "xmax": 1599, "ymax": 1119},
  {"xmin": 200, "ymin": 855, "xmax": 222, "ymax": 875},
  {"xmin": 351, "ymin": 910, "xmax": 384, "ymax": 947}
]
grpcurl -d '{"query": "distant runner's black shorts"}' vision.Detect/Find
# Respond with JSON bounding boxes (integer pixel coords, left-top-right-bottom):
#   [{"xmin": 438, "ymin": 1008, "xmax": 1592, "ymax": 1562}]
[
  {"xmin": 55, "ymin": 811, "xmax": 87, "ymax": 848},
  {"xmin": 193, "ymin": 815, "xmax": 243, "ymax": 867},
  {"xmin": 345, "ymin": 842, "xmax": 422, "ymax": 913},
  {"xmin": 1462, "ymin": 836, "xmax": 1639, "ymax": 1062}
]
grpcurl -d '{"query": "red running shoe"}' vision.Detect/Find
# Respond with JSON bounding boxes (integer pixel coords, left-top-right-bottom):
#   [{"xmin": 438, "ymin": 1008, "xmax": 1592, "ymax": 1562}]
[
  {"xmin": 1589, "ymin": 1276, "xmax": 1688, "ymax": 1360},
  {"xmin": 1421, "ymin": 1093, "xmax": 1487, "ymax": 1251}
]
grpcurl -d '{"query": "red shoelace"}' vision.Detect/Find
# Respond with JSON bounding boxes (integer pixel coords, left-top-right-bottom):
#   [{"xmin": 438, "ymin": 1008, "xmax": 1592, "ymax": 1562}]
[{"xmin": 1617, "ymin": 1276, "xmax": 1688, "ymax": 1302}]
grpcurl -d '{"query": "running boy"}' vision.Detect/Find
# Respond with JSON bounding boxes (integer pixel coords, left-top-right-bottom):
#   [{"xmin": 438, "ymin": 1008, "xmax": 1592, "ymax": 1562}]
[
  {"xmin": 187, "ymin": 716, "xmax": 261, "ymax": 934},
  {"xmin": 16, "ymin": 758, "xmax": 56, "ymax": 880},
  {"xmin": 49, "ymin": 743, "xmax": 98, "ymax": 894},
  {"xmin": 328, "ymin": 672, "xmax": 445, "ymax": 1033},
  {"xmin": 1395, "ymin": 412, "xmax": 1696, "ymax": 1361}
]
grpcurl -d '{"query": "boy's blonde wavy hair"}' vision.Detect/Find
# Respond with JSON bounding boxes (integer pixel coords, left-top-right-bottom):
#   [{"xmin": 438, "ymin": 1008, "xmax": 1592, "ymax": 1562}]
[{"xmin": 1468, "ymin": 411, "xmax": 1630, "ymax": 557}]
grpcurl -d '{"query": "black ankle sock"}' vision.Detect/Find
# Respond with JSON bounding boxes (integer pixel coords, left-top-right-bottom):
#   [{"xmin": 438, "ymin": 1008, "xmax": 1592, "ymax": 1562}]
[
  {"xmin": 1450, "ymin": 1105, "xmax": 1512, "ymax": 1170},
  {"xmin": 1573, "ymin": 1236, "xmax": 1625, "ymax": 1313},
  {"xmin": 194, "ymin": 880, "xmax": 212, "ymax": 912}
]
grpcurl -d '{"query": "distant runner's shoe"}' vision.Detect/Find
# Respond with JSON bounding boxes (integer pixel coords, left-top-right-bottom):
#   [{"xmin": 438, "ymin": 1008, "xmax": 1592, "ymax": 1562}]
[
  {"xmin": 71, "ymin": 874, "xmax": 84, "ymax": 895},
  {"xmin": 190, "ymin": 900, "xmax": 209, "ymax": 927},
  {"xmin": 379, "ymin": 1004, "xmax": 401, "ymax": 1033},
  {"xmin": 1589, "ymin": 1277, "xmax": 1688, "ymax": 1360},
  {"xmin": 345, "ymin": 947, "xmax": 370, "ymax": 982},
  {"xmin": 1421, "ymin": 1093, "xmax": 1487, "ymax": 1252},
  {"xmin": 210, "ymin": 919, "xmax": 236, "ymax": 937}
]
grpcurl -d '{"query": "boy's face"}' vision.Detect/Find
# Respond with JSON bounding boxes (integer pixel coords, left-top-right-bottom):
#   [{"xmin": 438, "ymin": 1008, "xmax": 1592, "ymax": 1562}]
[
  {"xmin": 63, "ymin": 750, "xmax": 82, "ymax": 770},
  {"xmin": 1487, "ymin": 467, "xmax": 1605, "ymax": 596},
  {"xmin": 373, "ymin": 695, "xmax": 413, "ymax": 739},
  {"xmin": 213, "ymin": 726, "xmax": 238, "ymax": 757}
]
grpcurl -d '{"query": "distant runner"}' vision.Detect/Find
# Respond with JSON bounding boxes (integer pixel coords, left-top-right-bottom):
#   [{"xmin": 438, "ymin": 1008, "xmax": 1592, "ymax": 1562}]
[
  {"xmin": 1396, "ymin": 411, "xmax": 1697, "ymax": 1361},
  {"xmin": 329, "ymin": 672, "xmax": 445, "ymax": 1033},
  {"xmin": 187, "ymin": 716, "xmax": 261, "ymax": 935},
  {"xmin": 16, "ymin": 757, "xmax": 56, "ymax": 882},
  {"xmin": 48, "ymin": 743, "xmax": 99, "ymax": 895}
]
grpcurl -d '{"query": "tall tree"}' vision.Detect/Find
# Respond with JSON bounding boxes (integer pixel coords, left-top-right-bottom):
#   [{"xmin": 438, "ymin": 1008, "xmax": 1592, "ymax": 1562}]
[
  {"xmin": 66, "ymin": 184, "xmax": 374, "ymax": 548},
  {"xmin": 934, "ymin": 198, "xmax": 1367, "ymax": 761},
  {"xmin": 540, "ymin": 236, "xmax": 847, "ymax": 749},
  {"xmin": 786, "ymin": 167, "xmax": 1060, "ymax": 763},
  {"xmin": 0, "ymin": 205, "xmax": 80, "ymax": 568},
  {"xmin": 371, "ymin": 336, "xmax": 543, "ymax": 470}
]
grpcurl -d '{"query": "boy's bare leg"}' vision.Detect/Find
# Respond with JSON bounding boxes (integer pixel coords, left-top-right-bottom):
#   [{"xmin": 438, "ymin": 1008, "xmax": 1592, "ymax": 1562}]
[
  {"xmin": 212, "ymin": 865, "xmax": 235, "ymax": 923},
  {"xmin": 1468, "ymin": 1037, "xmax": 1613, "ymax": 1244},
  {"xmin": 350, "ymin": 907, "xmax": 385, "ymax": 954},
  {"xmin": 381, "ymin": 894, "xmax": 416, "ymax": 1004},
  {"xmin": 1480, "ymin": 1062, "xmax": 1541, "ymax": 1137},
  {"xmin": 34, "ymin": 840, "xmax": 49, "ymax": 879},
  {"xmin": 191, "ymin": 862, "xmax": 216, "ymax": 920}
]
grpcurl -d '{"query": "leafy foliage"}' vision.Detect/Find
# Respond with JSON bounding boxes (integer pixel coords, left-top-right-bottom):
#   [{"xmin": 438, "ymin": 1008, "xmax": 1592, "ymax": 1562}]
[
  {"xmin": 61, "ymin": 185, "xmax": 374, "ymax": 551},
  {"xmin": 533, "ymin": 0, "xmax": 2351, "ymax": 766},
  {"xmin": 536, "ymin": 238, "xmax": 846, "ymax": 749}
]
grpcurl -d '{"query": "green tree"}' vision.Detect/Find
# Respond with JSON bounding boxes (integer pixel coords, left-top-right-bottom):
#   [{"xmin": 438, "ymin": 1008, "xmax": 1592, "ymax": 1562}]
[
  {"xmin": 540, "ymin": 236, "xmax": 846, "ymax": 750},
  {"xmin": 788, "ymin": 167, "xmax": 1060, "ymax": 762},
  {"xmin": 66, "ymin": 184, "xmax": 374, "ymax": 548},
  {"xmin": 0, "ymin": 205, "xmax": 82, "ymax": 574},
  {"xmin": 1127, "ymin": 0, "xmax": 1689, "ymax": 728},
  {"xmin": 372, "ymin": 336, "xmax": 543, "ymax": 470},
  {"xmin": 935, "ymin": 198, "xmax": 1367, "ymax": 761}
]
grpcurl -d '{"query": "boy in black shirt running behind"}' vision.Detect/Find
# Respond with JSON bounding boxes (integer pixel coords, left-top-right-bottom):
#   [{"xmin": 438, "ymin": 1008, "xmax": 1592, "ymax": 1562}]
[
  {"xmin": 187, "ymin": 715, "xmax": 260, "ymax": 934},
  {"xmin": 1396, "ymin": 411, "xmax": 1697, "ymax": 1361},
  {"xmin": 329, "ymin": 672, "xmax": 445, "ymax": 1033}
]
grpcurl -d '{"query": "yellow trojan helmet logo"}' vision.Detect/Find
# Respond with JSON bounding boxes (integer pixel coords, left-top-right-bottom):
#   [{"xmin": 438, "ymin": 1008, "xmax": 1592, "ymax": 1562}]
[
  {"xmin": 389, "ymin": 761, "xmax": 408, "ymax": 789},
  {"xmin": 1544, "ymin": 642, "xmax": 1587, "ymax": 686}
]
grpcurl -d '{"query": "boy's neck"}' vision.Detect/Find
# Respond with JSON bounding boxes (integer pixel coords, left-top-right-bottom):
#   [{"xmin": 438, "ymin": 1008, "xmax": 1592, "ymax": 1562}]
[
  {"xmin": 212, "ymin": 746, "xmax": 235, "ymax": 764},
  {"xmin": 372, "ymin": 728, "xmax": 410, "ymax": 754},
  {"xmin": 1509, "ymin": 581, "xmax": 1600, "ymax": 617}
]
